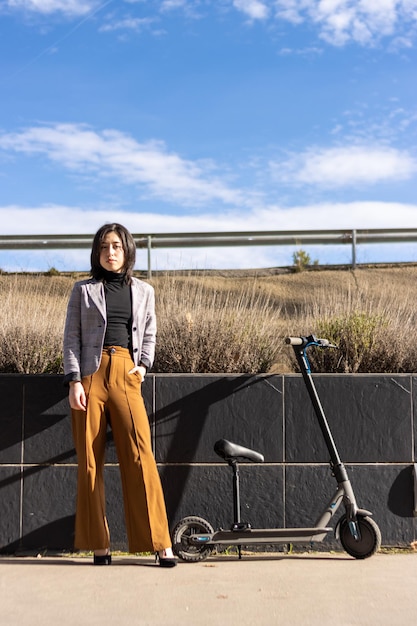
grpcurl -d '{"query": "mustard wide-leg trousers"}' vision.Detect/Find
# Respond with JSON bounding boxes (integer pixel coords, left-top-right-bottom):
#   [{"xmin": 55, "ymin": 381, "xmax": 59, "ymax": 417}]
[{"xmin": 71, "ymin": 346, "xmax": 171, "ymax": 553}]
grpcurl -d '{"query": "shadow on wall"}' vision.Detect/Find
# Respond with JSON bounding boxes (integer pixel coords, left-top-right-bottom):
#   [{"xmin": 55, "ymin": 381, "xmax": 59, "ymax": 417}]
[
  {"xmin": 3, "ymin": 516, "xmax": 75, "ymax": 554},
  {"xmin": 388, "ymin": 466, "xmax": 415, "ymax": 517},
  {"xmin": 153, "ymin": 374, "xmax": 282, "ymax": 525}
]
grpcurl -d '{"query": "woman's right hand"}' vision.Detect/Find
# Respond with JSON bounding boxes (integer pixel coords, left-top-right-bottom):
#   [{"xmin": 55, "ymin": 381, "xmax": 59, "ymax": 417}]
[{"xmin": 69, "ymin": 381, "xmax": 87, "ymax": 411}]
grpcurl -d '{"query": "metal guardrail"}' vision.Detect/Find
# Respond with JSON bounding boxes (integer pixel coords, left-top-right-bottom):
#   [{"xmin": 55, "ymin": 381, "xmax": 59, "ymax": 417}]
[{"xmin": 1, "ymin": 228, "xmax": 417, "ymax": 278}]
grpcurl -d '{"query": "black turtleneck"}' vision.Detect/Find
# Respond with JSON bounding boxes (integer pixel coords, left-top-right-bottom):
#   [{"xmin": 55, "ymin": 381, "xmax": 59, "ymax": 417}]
[{"xmin": 102, "ymin": 270, "xmax": 132, "ymax": 349}]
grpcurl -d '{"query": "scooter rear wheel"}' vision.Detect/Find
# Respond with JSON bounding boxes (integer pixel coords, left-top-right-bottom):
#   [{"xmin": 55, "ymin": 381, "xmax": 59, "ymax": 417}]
[
  {"xmin": 172, "ymin": 516, "xmax": 215, "ymax": 562},
  {"xmin": 339, "ymin": 515, "xmax": 381, "ymax": 559}
]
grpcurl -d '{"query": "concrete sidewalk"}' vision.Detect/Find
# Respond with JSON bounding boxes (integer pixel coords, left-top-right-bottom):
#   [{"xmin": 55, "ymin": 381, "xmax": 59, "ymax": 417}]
[{"xmin": 0, "ymin": 552, "xmax": 415, "ymax": 626}]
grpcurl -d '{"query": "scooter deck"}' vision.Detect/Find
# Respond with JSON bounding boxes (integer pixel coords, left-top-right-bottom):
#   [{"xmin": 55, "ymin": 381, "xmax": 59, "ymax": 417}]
[{"xmin": 191, "ymin": 527, "xmax": 333, "ymax": 545}]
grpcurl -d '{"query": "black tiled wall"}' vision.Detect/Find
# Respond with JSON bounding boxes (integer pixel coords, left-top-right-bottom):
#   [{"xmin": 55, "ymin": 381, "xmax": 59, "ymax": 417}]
[{"xmin": 0, "ymin": 373, "xmax": 415, "ymax": 554}]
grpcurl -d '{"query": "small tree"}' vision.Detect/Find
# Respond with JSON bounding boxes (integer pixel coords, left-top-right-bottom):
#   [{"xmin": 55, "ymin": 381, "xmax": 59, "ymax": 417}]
[{"xmin": 292, "ymin": 249, "xmax": 318, "ymax": 272}]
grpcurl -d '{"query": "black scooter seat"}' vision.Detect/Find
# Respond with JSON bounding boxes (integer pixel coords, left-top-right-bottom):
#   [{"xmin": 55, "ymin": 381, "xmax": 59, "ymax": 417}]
[{"xmin": 214, "ymin": 439, "xmax": 264, "ymax": 463}]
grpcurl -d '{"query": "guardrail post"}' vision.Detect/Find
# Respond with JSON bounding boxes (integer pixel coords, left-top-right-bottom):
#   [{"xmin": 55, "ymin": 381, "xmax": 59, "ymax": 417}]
[
  {"xmin": 351, "ymin": 229, "xmax": 357, "ymax": 270},
  {"xmin": 147, "ymin": 235, "xmax": 152, "ymax": 280}
]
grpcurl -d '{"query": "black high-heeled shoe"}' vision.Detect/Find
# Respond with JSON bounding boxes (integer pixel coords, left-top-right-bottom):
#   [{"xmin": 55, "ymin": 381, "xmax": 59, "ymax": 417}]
[
  {"xmin": 155, "ymin": 550, "xmax": 177, "ymax": 568},
  {"xmin": 93, "ymin": 553, "xmax": 112, "ymax": 565}
]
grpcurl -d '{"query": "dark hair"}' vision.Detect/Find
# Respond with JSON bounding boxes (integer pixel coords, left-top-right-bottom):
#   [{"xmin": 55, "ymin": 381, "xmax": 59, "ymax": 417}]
[{"xmin": 90, "ymin": 223, "xmax": 136, "ymax": 283}]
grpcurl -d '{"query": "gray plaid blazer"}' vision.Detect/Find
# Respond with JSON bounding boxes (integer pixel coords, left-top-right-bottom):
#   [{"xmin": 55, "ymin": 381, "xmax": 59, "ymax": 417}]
[{"xmin": 63, "ymin": 277, "xmax": 156, "ymax": 384}]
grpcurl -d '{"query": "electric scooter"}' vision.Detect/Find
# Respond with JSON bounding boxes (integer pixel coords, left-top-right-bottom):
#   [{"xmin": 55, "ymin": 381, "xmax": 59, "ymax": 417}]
[{"xmin": 172, "ymin": 335, "xmax": 381, "ymax": 561}]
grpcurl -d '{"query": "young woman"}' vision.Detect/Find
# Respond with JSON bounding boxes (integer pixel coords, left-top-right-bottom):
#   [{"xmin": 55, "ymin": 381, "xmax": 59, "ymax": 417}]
[{"xmin": 63, "ymin": 223, "xmax": 176, "ymax": 567}]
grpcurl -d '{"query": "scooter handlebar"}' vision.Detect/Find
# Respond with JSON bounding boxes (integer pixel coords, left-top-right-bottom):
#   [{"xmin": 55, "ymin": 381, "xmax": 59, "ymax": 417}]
[
  {"xmin": 285, "ymin": 337, "xmax": 304, "ymax": 345},
  {"xmin": 316, "ymin": 338, "xmax": 335, "ymax": 347},
  {"xmin": 285, "ymin": 335, "xmax": 338, "ymax": 348}
]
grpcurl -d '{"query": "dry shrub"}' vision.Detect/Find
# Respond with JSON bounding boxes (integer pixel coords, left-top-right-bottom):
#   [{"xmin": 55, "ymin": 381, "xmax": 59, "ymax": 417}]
[
  {"xmin": 302, "ymin": 285, "xmax": 417, "ymax": 373},
  {"xmin": 152, "ymin": 275, "xmax": 282, "ymax": 373},
  {"xmin": 0, "ymin": 275, "xmax": 72, "ymax": 373}
]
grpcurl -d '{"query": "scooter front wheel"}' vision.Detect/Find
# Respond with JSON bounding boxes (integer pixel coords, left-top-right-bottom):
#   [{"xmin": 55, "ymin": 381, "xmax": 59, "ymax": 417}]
[
  {"xmin": 172, "ymin": 516, "xmax": 215, "ymax": 562},
  {"xmin": 339, "ymin": 515, "xmax": 381, "ymax": 559}
]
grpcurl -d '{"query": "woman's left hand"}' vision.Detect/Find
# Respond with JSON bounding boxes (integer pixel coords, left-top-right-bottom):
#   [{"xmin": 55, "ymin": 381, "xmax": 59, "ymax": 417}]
[{"xmin": 128, "ymin": 365, "xmax": 146, "ymax": 381}]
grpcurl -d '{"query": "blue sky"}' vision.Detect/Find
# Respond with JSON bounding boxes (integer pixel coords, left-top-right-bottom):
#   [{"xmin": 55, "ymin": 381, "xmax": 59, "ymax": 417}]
[{"xmin": 0, "ymin": 0, "xmax": 417, "ymax": 271}]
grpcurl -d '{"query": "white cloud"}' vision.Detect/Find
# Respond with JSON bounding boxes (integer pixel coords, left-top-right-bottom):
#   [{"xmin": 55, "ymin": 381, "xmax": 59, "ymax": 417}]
[
  {"xmin": 4, "ymin": 0, "xmax": 417, "ymax": 47},
  {"xmin": 160, "ymin": 0, "xmax": 189, "ymax": 10},
  {"xmin": 278, "ymin": 45, "xmax": 323, "ymax": 55},
  {"xmin": 99, "ymin": 16, "xmax": 154, "ymax": 33},
  {"xmin": 313, "ymin": 0, "xmax": 399, "ymax": 46},
  {"xmin": 233, "ymin": 0, "xmax": 269, "ymax": 20},
  {"xmin": 4, "ymin": 0, "xmax": 98, "ymax": 16},
  {"xmin": 0, "ymin": 123, "xmax": 250, "ymax": 207},
  {"xmin": 329, "ymin": 102, "xmax": 417, "ymax": 145},
  {"xmin": 1, "ymin": 201, "xmax": 417, "ymax": 271},
  {"xmin": 270, "ymin": 145, "xmax": 417, "ymax": 187},
  {"xmin": 1, "ymin": 124, "xmax": 415, "ymax": 208},
  {"xmin": 271, "ymin": 0, "xmax": 417, "ymax": 46},
  {"xmin": 3, "ymin": 200, "xmax": 417, "ymax": 235}
]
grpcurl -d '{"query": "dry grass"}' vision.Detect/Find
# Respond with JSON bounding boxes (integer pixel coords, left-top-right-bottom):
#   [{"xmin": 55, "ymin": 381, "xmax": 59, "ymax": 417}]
[
  {"xmin": 0, "ymin": 275, "xmax": 72, "ymax": 373},
  {"xmin": 153, "ymin": 275, "xmax": 281, "ymax": 373},
  {"xmin": 1, "ymin": 265, "xmax": 417, "ymax": 374}
]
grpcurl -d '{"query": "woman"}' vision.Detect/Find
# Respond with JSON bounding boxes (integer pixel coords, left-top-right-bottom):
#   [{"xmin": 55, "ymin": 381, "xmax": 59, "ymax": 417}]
[{"xmin": 63, "ymin": 223, "xmax": 176, "ymax": 567}]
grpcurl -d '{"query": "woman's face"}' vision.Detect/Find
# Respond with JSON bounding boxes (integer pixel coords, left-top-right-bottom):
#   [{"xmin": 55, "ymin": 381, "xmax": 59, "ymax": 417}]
[{"xmin": 99, "ymin": 231, "xmax": 125, "ymax": 273}]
